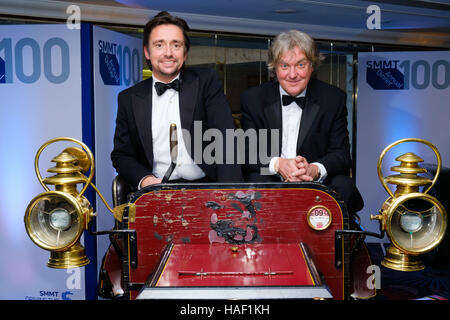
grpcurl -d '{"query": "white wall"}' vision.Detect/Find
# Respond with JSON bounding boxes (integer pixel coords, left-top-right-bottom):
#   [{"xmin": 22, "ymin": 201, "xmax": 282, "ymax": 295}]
[
  {"xmin": 0, "ymin": 24, "xmax": 84, "ymax": 300},
  {"xmin": 356, "ymin": 51, "xmax": 450, "ymax": 239}
]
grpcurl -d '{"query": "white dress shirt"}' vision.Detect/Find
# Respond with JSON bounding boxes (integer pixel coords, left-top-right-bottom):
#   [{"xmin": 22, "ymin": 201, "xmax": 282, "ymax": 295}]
[
  {"xmin": 268, "ymin": 85, "xmax": 327, "ymax": 182},
  {"xmin": 139, "ymin": 75, "xmax": 205, "ymax": 188}
]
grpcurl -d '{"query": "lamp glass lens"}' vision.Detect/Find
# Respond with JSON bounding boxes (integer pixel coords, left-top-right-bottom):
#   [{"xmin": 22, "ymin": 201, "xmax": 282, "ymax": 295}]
[
  {"xmin": 400, "ymin": 212, "xmax": 423, "ymax": 233},
  {"xmin": 391, "ymin": 197, "xmax": 442, "ymax": 253},
  {"xmin": 49, "ymin": 208, "xmax": 72, "ymax": 230},
  {"xmin": 29, "ymin": 194, "xmax": 81, "ymax": 250}
]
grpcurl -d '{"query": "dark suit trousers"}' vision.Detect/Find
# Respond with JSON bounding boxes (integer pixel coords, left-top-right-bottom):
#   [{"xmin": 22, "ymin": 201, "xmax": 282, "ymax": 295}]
[{"xmin": 325, "ymin": 174, "xmax": 364, "ymax": 216}]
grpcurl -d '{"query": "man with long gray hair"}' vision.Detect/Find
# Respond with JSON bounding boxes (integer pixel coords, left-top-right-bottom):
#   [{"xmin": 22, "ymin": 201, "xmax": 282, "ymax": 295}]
[{"xmin": 240, "ymin": 29, "xmax": 363, "ymax": 216}]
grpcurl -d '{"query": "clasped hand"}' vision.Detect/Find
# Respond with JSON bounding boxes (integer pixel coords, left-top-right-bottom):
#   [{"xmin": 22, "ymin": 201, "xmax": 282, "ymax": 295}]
[
  {"xmin": 140, "ymin": 175, "xmax": 162, "ymax": 188},
  {"xmin": 276, "ymin": 156, "xmax": 319, "ymax": 182}
]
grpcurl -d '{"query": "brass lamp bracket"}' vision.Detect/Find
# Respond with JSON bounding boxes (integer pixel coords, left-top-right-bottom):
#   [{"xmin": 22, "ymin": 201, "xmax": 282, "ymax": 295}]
[
  {"xmin": 377, "ymin": 138, "xmax": 441, "ymax": 198},
  {"xmin": 34, "ymin": 137, "xmax": 114, "ymax": 214},
  {"xmin": 34, "ymin": 137, "xmax": 95, "ymax": 197}
]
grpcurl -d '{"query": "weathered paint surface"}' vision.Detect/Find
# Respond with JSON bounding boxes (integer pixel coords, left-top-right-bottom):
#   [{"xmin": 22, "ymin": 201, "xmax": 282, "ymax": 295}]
[{"xmin": 123, "ymin": 184, "xmax": 348, "ymax": 300}]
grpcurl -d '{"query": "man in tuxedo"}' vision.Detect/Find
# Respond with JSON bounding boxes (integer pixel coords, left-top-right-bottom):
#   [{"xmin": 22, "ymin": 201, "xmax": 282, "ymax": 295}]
[
  {"xmin": 240, "ymin": 29, "xmax": 363, "ymax": 215},
  {"xmin": 111, "ymin": 11, "xmax": 242, "ymax": 190}
]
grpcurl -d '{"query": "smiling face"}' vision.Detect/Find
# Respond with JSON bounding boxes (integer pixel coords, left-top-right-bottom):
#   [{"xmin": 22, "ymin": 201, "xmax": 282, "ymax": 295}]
[
  {"xmin": 144, "ymin": 24, "xmax": 187, "ymax": 83},
  {"xmin": 275, "ymin": 46, "xmax": 314, "ymax": 96}
]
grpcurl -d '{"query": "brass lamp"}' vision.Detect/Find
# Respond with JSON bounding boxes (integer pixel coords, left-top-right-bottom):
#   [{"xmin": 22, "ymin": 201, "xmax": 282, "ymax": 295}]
[
  {"xmin": 371, "ymin": 138, "xmax": 447, "ymax": 271},
  {"xmin": 24, "ymin": 137, "xmax": 114, "ymax": 269}
]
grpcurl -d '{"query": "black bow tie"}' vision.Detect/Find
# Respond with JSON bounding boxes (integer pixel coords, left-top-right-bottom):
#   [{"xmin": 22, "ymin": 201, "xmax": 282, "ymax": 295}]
[
  {"xmin": 155, "ymin": 79, "xmax": 181, "ymax": 96},
  {"xmin": 282, "ymin": 95, "xmax": 306, "ymax": 109}
]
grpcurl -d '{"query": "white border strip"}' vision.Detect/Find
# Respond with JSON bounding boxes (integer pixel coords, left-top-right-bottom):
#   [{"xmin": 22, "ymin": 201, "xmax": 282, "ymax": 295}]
[{"xmin": 136, "ymin": 286, "xmax": 333, "ymax": 299}]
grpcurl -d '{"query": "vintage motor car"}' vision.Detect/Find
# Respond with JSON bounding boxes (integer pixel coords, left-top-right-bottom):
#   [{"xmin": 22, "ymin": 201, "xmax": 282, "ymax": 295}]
[{"xmin": 24, "ymin": 137, "xmax": 447, "ymax": 300}]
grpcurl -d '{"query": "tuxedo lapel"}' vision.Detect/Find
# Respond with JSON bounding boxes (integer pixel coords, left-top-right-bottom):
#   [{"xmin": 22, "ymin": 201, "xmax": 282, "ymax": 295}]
[
  {"xmin": 179, "ymin": 70, "xmax": 199, "ymax": 132},
  {"xmin": 296, "ymin": 83, "xmax": 320, "ymax": 153},
  {"xmin": 263, "ymin": 82, "xmax": 283, "ymax": 154},
  {"xmin": 132, "ymin": 77, "xmax": 154, "ymax": 165}
]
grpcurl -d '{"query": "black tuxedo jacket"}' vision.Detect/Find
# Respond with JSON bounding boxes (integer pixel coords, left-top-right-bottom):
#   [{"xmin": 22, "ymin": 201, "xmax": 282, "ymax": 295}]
[
  {"xmin": 111, "ymin": 67, "xmax": 243, "ymax": 189},
  {"xmin": 240, "ymin": 78, "xmax": 352, "ymax": 182}
]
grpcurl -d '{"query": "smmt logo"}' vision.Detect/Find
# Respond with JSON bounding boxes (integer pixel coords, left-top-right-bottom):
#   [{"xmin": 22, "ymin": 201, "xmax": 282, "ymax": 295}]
[
  {"xmin": 38, "ymin": 291, "xmax": 61, "ymax": 300},
  {"xmin": 62, "ymin": 291, "xmax": 74, "ymax": 300},
  {"xmin": 366, "ymin": 59, "xmax": 404, "ymax": 90},
  {"xmin": 25, "ymin": 290, "xmax": 74, "ymax": 300},
  {"xmin": 99, "ymin": 40, "xmax": 120, "ymax": 86},
  {"xmin": 0, "ymin": 57, "xmax": 6, "ymax": 83}
]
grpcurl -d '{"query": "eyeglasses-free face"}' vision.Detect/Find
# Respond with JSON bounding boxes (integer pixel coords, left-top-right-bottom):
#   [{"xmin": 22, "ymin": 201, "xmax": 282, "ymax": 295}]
[
  {"xmin": 276, "ymin": 46, "xmax": 314, "ymax": 97},
  {"xmin": 144, "ymin": 24, "xmax": 187, "ymax": 83}
]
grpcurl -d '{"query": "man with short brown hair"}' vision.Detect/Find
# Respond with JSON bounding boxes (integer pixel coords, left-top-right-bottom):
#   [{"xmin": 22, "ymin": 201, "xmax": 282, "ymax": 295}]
[{"xmin": 111, "ymin": 11, "xmax": 242, "ymax": 190}]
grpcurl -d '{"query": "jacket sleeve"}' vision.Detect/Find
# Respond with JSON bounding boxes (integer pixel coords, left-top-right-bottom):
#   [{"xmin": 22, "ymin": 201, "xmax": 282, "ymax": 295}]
[
  {"xmin": 111, "ymin": 90, "xmax": 153, "ymax": 189},
  {"xmin": 240, "ymin": 89, "xmax": 279, "ymax": 182},
  {"xmin": 314, "ymin": 91, "xmax": 352, "ymax": 177},
  {"xmin": 203, "ymin": 69, "xmax": 243, "ymax": 182}
]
